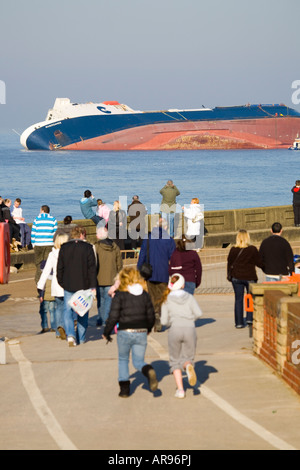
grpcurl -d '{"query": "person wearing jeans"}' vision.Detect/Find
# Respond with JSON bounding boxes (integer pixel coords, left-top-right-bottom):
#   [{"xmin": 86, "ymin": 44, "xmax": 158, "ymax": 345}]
[
  {"xmin": 227, "ymin": 230, "xmax": 262, "ymax": 329},
  {"xmin": 117, "ymin": 330, "xmax": 148, "ymax": 382},
  {"xmin": 231, "ymin": 278, "xmax": 255, "ymax": 328},
  {"xmin": 97, "ymin": 285, "xmax": 112, "ymax": 325},
  {"xmin": 103, "ymin": 267, "xmax": 158, "ymax": 398},
  {"xmin": 63, "ymin": 290, "xmax": 89, "ymax": 344},
  {"xmin": 57, "ymin": 226, "xmax": 97, "ymax": 347}
]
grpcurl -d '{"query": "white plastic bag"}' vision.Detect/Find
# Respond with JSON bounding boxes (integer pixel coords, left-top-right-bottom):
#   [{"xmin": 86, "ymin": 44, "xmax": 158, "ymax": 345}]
[{"xmin": 68, "ymin": 289, "xmax": 94, "ymax": 317}]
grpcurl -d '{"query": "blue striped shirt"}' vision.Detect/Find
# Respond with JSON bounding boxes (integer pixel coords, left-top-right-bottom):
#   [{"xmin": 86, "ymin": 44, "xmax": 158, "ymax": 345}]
[{"xmin": 31, "ymin": 213, "xmax": 58, "ymax": 246}]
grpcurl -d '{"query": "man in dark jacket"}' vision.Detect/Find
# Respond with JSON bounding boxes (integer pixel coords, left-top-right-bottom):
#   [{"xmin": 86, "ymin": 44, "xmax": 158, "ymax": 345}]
[
  {"xmin": 0, "ymin": 196, "xmax": 5, "ymax": 222},
  {"xmin": 57, "ymin": 225, "xmax": 97, "ymax": 346},
  {"xmin": 259, "ymin": 222, "xmax": 294, "ymax": 281},
  {"xmin": 291, "ymin": 180, "xmax": 300, "ymax": 226},
  {"xmin": 127, "ymin": 195, "xmax": 147, "ymax": 249},
  {"xmin": 137, "ymin": 218, "xmax": 175, "ymax": 331}
]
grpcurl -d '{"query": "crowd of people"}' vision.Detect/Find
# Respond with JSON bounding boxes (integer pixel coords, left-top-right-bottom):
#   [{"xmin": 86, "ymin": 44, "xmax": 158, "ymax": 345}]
[
  {"xmin": 0, "ymin": 196, "xmax": 31, "ymax": 251},
  {"xmin": 1, "ymin": 179, "xmax": 299, "ymax": 399}
]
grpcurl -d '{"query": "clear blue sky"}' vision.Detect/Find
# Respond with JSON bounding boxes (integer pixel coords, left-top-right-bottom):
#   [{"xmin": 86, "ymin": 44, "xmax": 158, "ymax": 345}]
[{"xmin": 1, "ymin": 0, "xmax": 300, "ymax": 132}]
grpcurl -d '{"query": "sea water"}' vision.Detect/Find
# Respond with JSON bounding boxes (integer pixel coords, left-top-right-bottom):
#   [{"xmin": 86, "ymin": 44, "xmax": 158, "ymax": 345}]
[{"xmin": 0, "ymin": 131, "xmax": 297, "ymax": 224}]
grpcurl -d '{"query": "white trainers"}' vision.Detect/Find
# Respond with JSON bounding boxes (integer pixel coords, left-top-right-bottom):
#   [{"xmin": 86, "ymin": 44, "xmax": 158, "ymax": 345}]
[
  {"xmin": 186, "ymin": 364, "xmax": 197, "ymax": 386},
  {"xmin": 174, "ymin": 389, "xmax": 185, "ymax": 399},
  {"xmin": 67, "ymin": 337, "xmax": 77, "ymax": 347}
]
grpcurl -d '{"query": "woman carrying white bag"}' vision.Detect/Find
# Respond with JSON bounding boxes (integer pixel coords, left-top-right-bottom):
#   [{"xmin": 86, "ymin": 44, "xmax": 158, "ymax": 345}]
[
  {"xmin": 37, "ymin": 233, "xmax": 69, "ymax": 339},
  {"xmin": 57, "ymin": 226, "xmax": 97, "ymax": 347}
]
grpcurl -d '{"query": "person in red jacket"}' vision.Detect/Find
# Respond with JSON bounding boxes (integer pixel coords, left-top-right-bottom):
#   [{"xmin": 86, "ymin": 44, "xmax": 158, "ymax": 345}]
[
  {"xmin": 169, "ymin": 237, "xmax": 202, "ymax": 295},
  {"xmin": 291, "ymin": 180, "xmax": 300, "ymax": 226}
]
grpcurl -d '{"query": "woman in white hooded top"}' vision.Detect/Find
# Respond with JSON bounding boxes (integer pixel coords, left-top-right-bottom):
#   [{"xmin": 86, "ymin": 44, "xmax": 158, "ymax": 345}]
[
  {"xmin": 37, "ymin": 233, "xmax": 69, "ymax": 339},
  {"xmin": 183, "ymin": 198, "xmax": 204, "ymax": 249},
  {"xmin": 160, "ymin": 273, "xmax": 202, "ymax": 398}
]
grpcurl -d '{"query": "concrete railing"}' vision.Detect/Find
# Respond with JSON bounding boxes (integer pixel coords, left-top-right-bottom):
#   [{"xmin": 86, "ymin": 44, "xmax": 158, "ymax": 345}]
[{"xmin": 10, "ymin": 204, "xmax": 299, "ymax": 270}]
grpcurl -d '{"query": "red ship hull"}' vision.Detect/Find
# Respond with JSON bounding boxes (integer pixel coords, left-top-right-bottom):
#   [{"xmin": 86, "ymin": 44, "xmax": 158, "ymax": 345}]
[{"xmin": 63, "ymin": 116, "xmax": 300, "ymax": 151}]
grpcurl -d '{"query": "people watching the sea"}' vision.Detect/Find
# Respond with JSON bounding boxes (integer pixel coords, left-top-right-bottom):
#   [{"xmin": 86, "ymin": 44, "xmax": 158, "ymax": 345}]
[
  {"xmin": 2, "ymin": 198, "xmax": 21, "ymax": 245},
  {"xmin": 11, "ymin": 198, "xmax": 31, "ymax": 249},
  {"xmin": 80, "ymin": 189, "xmax": 104, "ymax": 226},
  {"xmin": 96, "ymin": 199, "xmax": 111, "ymax": 224},
  {"xmin": 160, "ymin": 180, "xmax": 180, "ymax": 238},
  {"xmin": 108, "ymin": 200, "xmax": 127, "ymax": 250},
  {"xmin": 291, "ymin": 180, "xmax": 300, "ymax": 227},
  {"xmin": 31, "ymin": 205, "xmax": 58, "ymax": 283},
  {"xmin": 127, "ymin": 195, "xmax": 147, "ymax": 249}
]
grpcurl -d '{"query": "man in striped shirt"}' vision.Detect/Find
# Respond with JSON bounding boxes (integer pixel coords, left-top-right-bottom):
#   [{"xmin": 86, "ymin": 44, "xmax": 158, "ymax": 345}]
[{"xmin": 31, "ymin": 205, "xmax": 58, "ymax": 283}]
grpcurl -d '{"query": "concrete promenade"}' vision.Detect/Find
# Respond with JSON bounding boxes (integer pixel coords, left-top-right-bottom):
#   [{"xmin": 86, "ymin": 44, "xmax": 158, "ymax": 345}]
[{"xmin": 0, "ymin": 269, "xmax": 300, "ymax": 451}]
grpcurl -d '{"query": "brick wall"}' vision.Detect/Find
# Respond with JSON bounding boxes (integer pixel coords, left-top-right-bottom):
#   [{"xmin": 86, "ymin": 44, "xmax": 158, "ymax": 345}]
[
  {"xmin": 282, "ymin": 303, "xmax": 300, "ymax": 395},
  {"xmin": 261, "ymin": 290, "xmax": 283, "ymax": 370},
  {"xmin": 250, "ymin": 283, "xmax": 300, "ymax": 395}
]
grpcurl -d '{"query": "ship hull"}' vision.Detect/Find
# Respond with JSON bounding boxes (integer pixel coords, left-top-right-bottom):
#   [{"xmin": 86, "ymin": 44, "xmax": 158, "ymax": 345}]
[
  {"xmin": 63, "ymin": 117, "xmax": 300, "ymax": 151},
  {"xmin": 21, "ymin": 104, "xmax": 300, "ymax": 151}
]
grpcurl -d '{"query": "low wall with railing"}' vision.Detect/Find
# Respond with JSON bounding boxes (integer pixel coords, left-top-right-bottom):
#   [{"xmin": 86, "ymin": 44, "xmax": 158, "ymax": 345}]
[
  {"xmin": 9, "ymin": 204, "xmax": 299, "ymax": 270},
  {"xmin": 249, "ymin": 284, "xmax": 300, "ymax": 395}
]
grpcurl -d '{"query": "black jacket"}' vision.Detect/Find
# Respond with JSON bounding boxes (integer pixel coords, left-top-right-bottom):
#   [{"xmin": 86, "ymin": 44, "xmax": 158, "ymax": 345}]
[
  {"xmin": 0, "ymin": 202, "xmax": 6, "ymax": 222},
  {"xmin": 57, "ymin": 239, "xmax": 97, "ymax": 292},
  {"xmin": 104, "ymin": 289, "xmax": 155, "ymax": 335},
  {"xmin": 227, "ymin": 245, "xmax": 262, "ymax": 281},
  {"xmin": 292, "ymin": 186, "xmax": 300, "ymax": 205},
  {"xmin": 259, "ymin": 235, "xmax": 294, "ymax": 275}
]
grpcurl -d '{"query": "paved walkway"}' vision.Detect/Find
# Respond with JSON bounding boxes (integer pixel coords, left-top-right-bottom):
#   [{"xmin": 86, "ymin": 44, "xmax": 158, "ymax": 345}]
[{"xmin": 0, "ymin": 269, "xmax": 300, "ymax": 451}]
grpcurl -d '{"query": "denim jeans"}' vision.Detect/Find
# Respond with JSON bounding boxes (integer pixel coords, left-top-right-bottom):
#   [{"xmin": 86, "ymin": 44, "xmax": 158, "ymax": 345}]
[
  {"xmin": 39, "ymin": 300, "xmax": 56, "ymax": 330},
  {"xmin": 63, "ymin": 290, "xmax": 89, "ymax": 344},
  {"xmin": 117, "ymin": 330, "xmax": 148, "ymax": 382},
  {"xmin": 265, "ymin": 276, "xmax": 281, "ymax": 282},
  {"xmin": 184, "ymin": 281, "xmax": 196, "ymax": 295},
  {"xmin": 54, "ymin": 297, "xmax": 64, "ymax": 337},
  {"xmin": 231, "ymin": 278, "xmax": 256, "ymax": 327},
  {"xmin": 19, "ymin": 223, "xmax": 31, "ymax": 247},
  {"xmin": 96, "ymin": 286, "xmax": 112, "ymax": 325}
]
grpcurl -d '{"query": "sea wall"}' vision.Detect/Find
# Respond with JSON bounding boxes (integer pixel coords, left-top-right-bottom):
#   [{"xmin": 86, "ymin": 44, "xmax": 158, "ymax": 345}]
[
  {"xmin": 10, "ymin": 204, "xmax": 299, "ymax": 270},
  {"xmin": 203, "ymin": 204, "xmax": 297, "ymax": 247}
]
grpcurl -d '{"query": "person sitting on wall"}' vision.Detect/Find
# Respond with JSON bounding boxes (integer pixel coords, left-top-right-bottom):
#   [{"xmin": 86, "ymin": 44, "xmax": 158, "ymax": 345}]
[{"xmin": 80, "ymin": 190, "xmax": 104, "ymax": 226}]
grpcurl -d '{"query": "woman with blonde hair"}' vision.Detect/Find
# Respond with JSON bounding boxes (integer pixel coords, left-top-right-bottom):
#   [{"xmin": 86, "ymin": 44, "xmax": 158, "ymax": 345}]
[
  {"xmin": 37, "ymin": 232, "xmax": 69, "ymax": 338},
  {"xmin": 227, "ymin": 229, "xmax": 262, "ymax": 328},
  {"xmin": 103, "ymin": 267, "xmax": 158, "ymax": 398},
  {"xmin": 183, "ymin": 197, "xmax": 204, "ymax": 250}
]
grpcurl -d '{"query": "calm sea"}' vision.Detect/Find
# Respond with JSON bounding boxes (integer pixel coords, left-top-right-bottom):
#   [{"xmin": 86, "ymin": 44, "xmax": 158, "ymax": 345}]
[{"xmin": 0, "ymin": 131, "xmax": 297, "ymax": 224}]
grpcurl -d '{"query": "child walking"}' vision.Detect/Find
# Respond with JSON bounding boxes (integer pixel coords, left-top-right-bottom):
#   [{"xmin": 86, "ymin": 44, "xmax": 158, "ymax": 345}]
[
  {"xmin": 160, "ymin": 273, "xmax": 203, "ymax": 398},
  {"xmin": 103, "ymin": 267, "xmax": 158, "ymax": 398}
]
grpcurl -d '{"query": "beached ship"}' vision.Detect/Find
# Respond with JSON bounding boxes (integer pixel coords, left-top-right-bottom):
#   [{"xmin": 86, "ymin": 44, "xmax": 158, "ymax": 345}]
[{"xmin": 20, "ymin": 98, "xmax": 300, "ymax": 151}]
